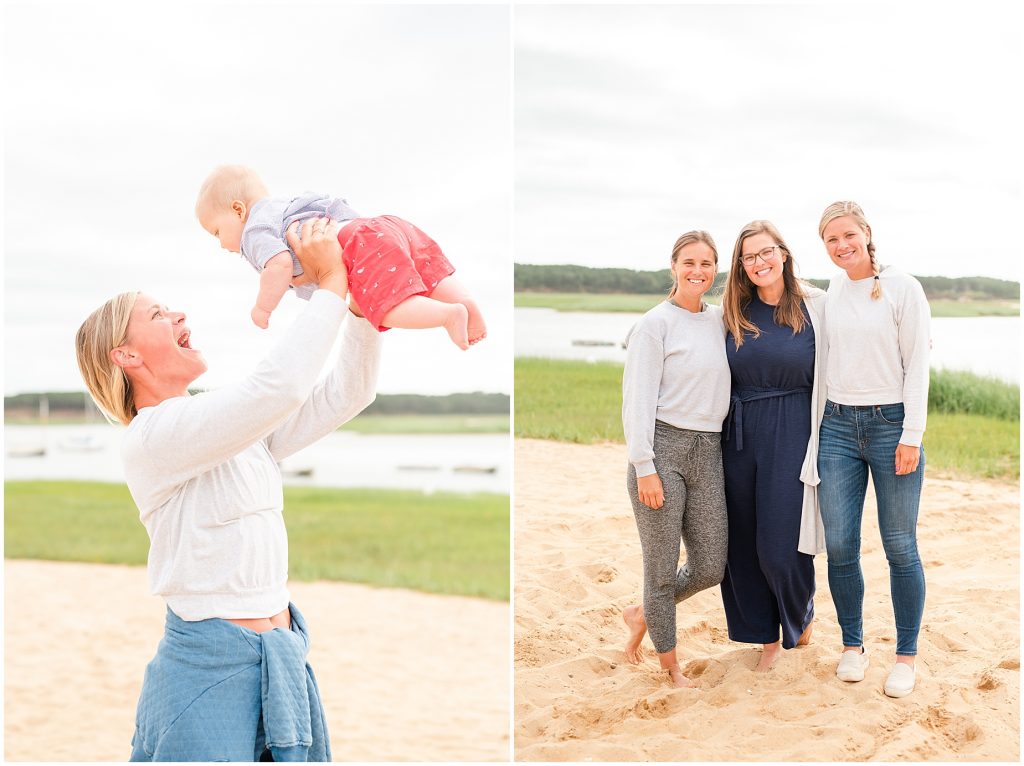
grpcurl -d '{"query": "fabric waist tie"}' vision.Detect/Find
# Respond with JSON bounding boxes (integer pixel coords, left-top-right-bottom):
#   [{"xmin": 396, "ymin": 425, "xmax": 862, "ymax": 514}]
[{"xmin": 724, "ymin": 386, "xmax": 812, "ymax": 451}]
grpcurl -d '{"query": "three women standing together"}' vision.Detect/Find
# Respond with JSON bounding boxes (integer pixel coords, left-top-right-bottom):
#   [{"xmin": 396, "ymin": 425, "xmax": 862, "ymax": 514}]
[{"xmin": 622, "ymin": 201, "xmax": 930, "ymax": 698}]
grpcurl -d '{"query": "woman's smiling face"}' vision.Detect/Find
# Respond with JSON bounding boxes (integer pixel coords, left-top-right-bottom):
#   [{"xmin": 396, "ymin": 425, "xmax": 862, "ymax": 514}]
[
  {"xmin": 822, "ymin": 215, "xmax": 873, "ymax": 278},
  {"xmin": 739, "ymin": 231, "xmax": 786, "ymax": 291},
  {"xmin": 119, "ymin": 293, "xmax": 207, "ymax": 387},
  {"xmin": 672, "ymin": 242, "xmax": 717, "ymax": 301}
]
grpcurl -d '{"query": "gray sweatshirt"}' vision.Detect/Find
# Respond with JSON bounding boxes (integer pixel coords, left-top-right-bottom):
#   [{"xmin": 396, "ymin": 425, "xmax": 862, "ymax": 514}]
[
  {"xmin": 622, "ymin": 300, "xmax": 731, "ymax": 477},
  {"xmin": 825, "ymin": 265, "xmax": 930, "ymax": 447},
  {"xmin": 122, "ymin": 291, "xmax": 382, "ymax": 620}
]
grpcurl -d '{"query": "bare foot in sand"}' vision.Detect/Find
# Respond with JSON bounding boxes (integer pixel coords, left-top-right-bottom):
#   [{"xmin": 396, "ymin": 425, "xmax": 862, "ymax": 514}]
[
  {"xmin": 666, "ymin": 665, "xmax": 696, "ymax": 688},
  {"xmin": 797, "ymin": 621, "xmax": 814, "ymax": 647},
  {"xmin": 623, "ymin": 604, "xmax": 647, "ymax": 664},
  {"xmin": 443, "ymin": 303, "xmax": 470, "ymax": 350},
  {"xmin": 657, "ymin": 647, "xmax": 695, "ymax": 688},
  {"xmin": 755, "ymin": 641, "xmax": 782, "ymax": 672}
]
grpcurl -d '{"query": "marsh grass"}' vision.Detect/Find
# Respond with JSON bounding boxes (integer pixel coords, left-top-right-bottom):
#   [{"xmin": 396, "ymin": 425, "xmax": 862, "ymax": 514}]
[
  {"xmin": 4, "ymin": 481, "xmax": 509, "ymax": 600},
  {"xmin": 928, "ymin": 369, "xmax": 1019, "ymax": 421},
  {"xmin": 515, "ymin": 292, "xmax": 721, "ymax": 312},
  {"xmin": 514, "ymin": 358, "xmax": 624, "ymax": 443},
  {"xmin": 515, "ymin": 358, "xmax": 1019, "ymax": 480},
  {"xmin": 516, "ymin": 292, "xmax": 1018, "ymax": 317},
  {"xmin": 339, "ymin": 414, "xmax": 509, "ymax": 434}
]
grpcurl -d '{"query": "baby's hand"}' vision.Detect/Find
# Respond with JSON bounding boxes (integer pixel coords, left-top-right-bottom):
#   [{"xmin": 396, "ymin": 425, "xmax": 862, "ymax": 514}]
[{"xmin": 251, "ymin": 306, "xmax": 272, "ymax": 329}]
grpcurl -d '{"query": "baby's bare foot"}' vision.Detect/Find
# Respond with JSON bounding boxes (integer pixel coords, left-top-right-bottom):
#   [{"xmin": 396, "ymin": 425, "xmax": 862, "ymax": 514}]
[
  {"xmin": 623, "ymin": 604, "xmax": 647, "ymax": 664},
  {"xmin": 444, "ymin": 303, "xmax": 470, "ymax": 350},
  {"xmin": 463, "ymin": 298, "xmax": 487, "ymax": 345},
  {"xmin": 251, "ymin": 307, "xmax": 271, "ymax": 329}
]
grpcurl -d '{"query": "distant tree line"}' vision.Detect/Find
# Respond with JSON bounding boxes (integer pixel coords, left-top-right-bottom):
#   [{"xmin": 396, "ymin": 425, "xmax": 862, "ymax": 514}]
[
  {"xmin": 5, "ymin": 391, "xmax": 509, "ymax": 419},
  {"xmin": 515, "ymin": 263, "xmax": 1019, "ymax": 300}
]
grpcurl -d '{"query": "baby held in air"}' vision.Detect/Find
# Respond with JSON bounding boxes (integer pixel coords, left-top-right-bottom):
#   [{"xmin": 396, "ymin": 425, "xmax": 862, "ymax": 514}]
[{"xmin": 196, "ymin": 164, "xmax": 486, "ymax": 349}]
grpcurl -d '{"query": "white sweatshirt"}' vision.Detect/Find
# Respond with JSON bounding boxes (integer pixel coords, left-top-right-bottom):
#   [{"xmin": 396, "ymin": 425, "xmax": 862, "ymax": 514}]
[
  {"xmin": 122, "ymin": 290, "xmax": 382, "ymax": 620},
  {"xmin": 825, "ymin": 265, "xmax": 930, "ymax": 447},
  {"xmin": 622, "ymin": 300, "xmax": 731, "ymax": 477}
]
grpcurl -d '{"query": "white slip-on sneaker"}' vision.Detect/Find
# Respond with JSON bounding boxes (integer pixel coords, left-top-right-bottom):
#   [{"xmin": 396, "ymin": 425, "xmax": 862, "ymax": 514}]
[
  {"xmin": 884, "ymin": 662, "xmax": 916, "ymax": 698},
  {"xmin": 836, "ymin": 647, "xmax": 869, "ymax": 682}
]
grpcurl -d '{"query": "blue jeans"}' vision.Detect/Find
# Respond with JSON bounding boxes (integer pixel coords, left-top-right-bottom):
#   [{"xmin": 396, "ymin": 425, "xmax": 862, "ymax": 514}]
[{"xmin": 817, "ymin": 401, "xmax": 926, "ymax": 656}]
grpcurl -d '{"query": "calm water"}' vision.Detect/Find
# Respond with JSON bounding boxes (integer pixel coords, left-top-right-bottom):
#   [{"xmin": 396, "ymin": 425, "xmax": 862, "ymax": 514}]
[
  {"xmin": 4, "ymin": 424, "xmax": 510, "ymax": 495},
  {"xmin": 515, "ymin": 308, "xmax": 1021, "ymax": 382}
]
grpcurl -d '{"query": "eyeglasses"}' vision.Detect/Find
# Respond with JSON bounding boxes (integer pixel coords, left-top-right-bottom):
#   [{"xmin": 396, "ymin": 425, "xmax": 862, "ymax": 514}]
[{"xmin": 740, "ymin": 245, "xmax": 781, "ymax": 267}]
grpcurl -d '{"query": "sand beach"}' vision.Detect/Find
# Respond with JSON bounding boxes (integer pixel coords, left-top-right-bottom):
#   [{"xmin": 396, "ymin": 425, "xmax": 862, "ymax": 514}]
[
  {"xmin": 5, "ymin": 560, "xmax": 509, "ymax": 761},
  {"xmin": 514, "ymin": 438, "xmax": 1019, "ymax": 761}
]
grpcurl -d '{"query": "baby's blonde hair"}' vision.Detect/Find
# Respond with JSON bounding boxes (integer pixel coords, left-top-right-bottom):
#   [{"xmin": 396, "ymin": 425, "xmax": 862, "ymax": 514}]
[
  {"xmin": 75, "ymin": 292, "xmax": 139, "ymax": 426},
  {"xmin": 195, "ymin": 165, "xmax": 268, "ymax": 217}
]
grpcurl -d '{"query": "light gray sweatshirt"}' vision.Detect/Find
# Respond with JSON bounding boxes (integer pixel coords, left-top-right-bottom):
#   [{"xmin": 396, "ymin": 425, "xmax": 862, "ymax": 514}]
[
  {"xmin": 122, "ymin": 290, "xmax": 382, "ymax": 620},
  {"xmin": 825, "ymin": 265, "xmax": 930, "ymax": 447},
  {"xmin": 622, "ymin": 300, "xmax": 731, "ymax": 477}
]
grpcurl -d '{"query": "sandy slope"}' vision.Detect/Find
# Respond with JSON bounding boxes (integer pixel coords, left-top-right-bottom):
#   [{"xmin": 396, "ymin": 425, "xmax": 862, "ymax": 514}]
[
  {"xmin": 514, "ymin": 439, "xmax": 1019, "ymax": 761},
  {"xmin": 5, "ymin": 560, "xmax": 509, "ymax": 761}
]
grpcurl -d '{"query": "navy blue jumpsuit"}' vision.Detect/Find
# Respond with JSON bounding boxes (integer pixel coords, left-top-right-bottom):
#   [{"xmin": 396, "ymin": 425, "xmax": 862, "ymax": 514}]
[{"xmin": 720, "ymin": 295, "xmax": 816, "ymax": 649}]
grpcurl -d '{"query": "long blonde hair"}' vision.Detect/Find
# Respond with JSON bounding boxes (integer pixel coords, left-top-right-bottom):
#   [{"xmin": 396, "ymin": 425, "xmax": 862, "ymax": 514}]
[
  {"xmin": 667, "ymin": 230, "xmax": 718, "ymax": 300},
  {"xmin": 722, "ymin": 220, "xmax": 808, "ymax": 348},
  {"xmin": 818, "ymin": 200, "xmax": 881, "ymax": 300},
  {"xmin": 75, "ymin": 292, "xmax": 139, "ymax": 426}
]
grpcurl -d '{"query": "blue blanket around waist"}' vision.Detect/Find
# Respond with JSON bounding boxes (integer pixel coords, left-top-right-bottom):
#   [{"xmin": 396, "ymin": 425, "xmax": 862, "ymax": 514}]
[{"xmin": 131, "ymin": 602, "xmax": 330, "ymax": 761}]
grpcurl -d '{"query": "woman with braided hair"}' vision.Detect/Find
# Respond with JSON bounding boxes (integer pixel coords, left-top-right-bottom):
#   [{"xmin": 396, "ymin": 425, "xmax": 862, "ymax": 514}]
[{"xmin": 816, "ymin": 201, "xmax": 930, "ymax": 698}]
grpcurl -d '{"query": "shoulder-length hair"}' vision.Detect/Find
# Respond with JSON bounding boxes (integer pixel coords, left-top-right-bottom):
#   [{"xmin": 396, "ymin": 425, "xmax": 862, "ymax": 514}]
[{"xmin": 722, "ymin": 220, "xmax": 808, "ymax": 348}]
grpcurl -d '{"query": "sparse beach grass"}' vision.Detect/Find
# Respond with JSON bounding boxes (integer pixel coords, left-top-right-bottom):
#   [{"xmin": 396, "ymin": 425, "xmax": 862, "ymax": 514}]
[
  {"xmin": 4, "ymin": 481, "xmax": 510, "ymax": 600},
  {"xmin": 515, "ymin": 358, "xmax": 1019, "ymax": 480}
]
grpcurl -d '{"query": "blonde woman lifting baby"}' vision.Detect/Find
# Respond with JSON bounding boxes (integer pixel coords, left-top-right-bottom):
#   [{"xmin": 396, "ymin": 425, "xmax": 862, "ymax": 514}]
[{"xmin": 196, "ymin": 165, "xmax": 486, "ymax": 349}]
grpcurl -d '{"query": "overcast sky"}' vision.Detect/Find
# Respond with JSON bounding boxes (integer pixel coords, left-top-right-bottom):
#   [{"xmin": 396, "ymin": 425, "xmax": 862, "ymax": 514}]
[
  {"xmin": 4, "ymin": 3, "xmax": 511, "ymax": 396},
  {"xmin": 515, "ymin": 5, "xmax": 1022, "ymax": 282}
]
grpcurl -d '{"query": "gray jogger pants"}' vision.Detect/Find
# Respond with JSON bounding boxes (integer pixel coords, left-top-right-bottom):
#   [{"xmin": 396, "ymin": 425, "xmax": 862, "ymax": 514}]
[{"xmin": 627, "ymin": 421, "xmax": 728, "ymax": 654}]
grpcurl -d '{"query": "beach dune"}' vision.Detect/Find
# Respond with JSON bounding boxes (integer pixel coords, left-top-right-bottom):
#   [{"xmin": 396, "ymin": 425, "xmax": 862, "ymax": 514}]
[
  {"xmin": 5, "ymin": 560, "xmax": 509, "ymax": 762},
  {"xmin": 514, "ymin": 439, "xmax": 1019, "ymax": 761}
]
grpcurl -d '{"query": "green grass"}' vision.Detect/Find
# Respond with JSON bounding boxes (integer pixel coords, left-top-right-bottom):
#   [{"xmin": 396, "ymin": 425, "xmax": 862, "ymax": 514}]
[
  {"xmin": 339, "ymin": 414, "xmax": 508, "ymax": 434},
  {"xmin": 927, "ymin": 299, "xmax": 1020, "ymax": 317},
  {"xmin": 921, "ymin": 413, "xmax": 1019, "ymax": 480},
  {"xmin": 515, "ymin": 292, "xmax": 668, "ymax": 313},
  {"xmin": 515, "ymin": 357, "xmax": 1020, "ymax": 480},
  {"xmin": 514, "ymin": 358, "xmax": 624, "ymax": 443},
  {"xmin": 516, "ymin": 291, "xmax": 1019, "ymax": 317},
  {"xmin": 929, "ymin": 369, "xmax": 1019, "ymax": 420},
  {"xmin": 4, "ymin": 481, "xmax": 509, "ymax": 600}
]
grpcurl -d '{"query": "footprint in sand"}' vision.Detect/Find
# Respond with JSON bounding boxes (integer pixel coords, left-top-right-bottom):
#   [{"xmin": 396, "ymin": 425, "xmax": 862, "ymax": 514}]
[
  {"xmin": 920, "ymin": 706, "xmax": 984, "ymax": 750},
  {"xmin": 976, "ymin": 670, "xmax": 1001, "ymax": 691},
  {"xmin": 580, "ymin": 563, "xmax": 618, "ymax": 583}
]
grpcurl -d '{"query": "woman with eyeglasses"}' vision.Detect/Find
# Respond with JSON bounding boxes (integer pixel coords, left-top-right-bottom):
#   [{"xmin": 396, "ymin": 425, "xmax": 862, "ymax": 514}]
[
  {"xmin": 620, "ymin": 231, "xmax": 731, "ymax": 688},
  {"xmin": 816, "ymin": 201, "xmax": 929, "ymax": 698},
  {"xmin": 719, "ymin": 220, "xmax": 827, "ymax": 672}
]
